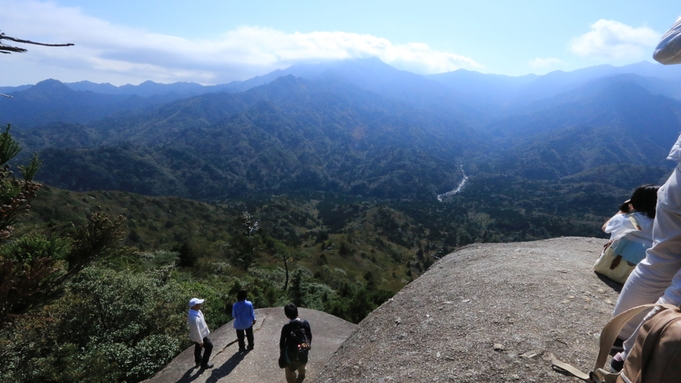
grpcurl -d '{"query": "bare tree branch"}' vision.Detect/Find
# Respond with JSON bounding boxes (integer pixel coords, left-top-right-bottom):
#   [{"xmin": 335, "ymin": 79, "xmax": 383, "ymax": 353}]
[
  {"xmin": 0, "ymin": 45, "xmax": 26, "ymax": 53},
  {"xmin": 0, "ymin": 32, "xmax": 74, "ymax": 54}
]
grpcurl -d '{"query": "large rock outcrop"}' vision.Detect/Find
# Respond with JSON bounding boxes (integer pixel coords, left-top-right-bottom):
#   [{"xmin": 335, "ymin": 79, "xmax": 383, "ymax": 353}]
[{"xmin": 315, "ymin": 236, "xmax": 614, "ymax": 382}]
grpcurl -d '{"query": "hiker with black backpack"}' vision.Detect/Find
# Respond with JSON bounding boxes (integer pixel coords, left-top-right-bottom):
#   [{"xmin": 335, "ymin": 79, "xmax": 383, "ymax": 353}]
[{"xmin": 278, "ymin": 303, "xmax": 312, "ymax": 383}]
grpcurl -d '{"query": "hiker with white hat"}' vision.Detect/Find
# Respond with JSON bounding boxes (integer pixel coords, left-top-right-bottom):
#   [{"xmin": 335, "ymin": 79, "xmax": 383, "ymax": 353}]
[{"xmin": 188, "ymin": 298, "xmax": 214, "ymax": 369}]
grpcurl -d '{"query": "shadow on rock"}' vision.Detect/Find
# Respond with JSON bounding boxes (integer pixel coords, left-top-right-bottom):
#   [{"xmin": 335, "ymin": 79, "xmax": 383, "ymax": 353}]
[
  {"xmin": 595, "ymin": 272, "xmax": 623, "ymax": 293},
  {"xmin": 204, "ymin": 350, "xmax": 249, "ymax": 383},
  {"xmin": 174, "ymin": 366, "xmax": 207, "ymax": 383}
]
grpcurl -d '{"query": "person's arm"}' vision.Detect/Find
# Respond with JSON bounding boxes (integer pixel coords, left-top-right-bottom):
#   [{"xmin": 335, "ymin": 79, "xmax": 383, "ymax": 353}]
[
  {"xmin": 603, "ymin": 214, "xmax": 618, "ymax": 233},
  {"xmin": 654, "ymin": 15, "xmax": 681, "ymax": 65},
  {"xmin": 279, "ymin": 324, "xmax": 287, "ymax": 351},
  {"xmin": 602, "ymin": 217, "xmax": 612, "ymax": 232},
  {"xmin": 602, "ymin": 211, "xmax": 624, "ymax": 232},
  {"xmin": 278, "ymin": 324, "xmax": 289, "ymax": 367},
  {"xmin": 231, "ymin": 303, "xmax": 237, "ymax": 319},
  {"xmin": 604, "ymin": 213, "xmax": 631, "ymax": 234},
  {"xmin": 305, "ymin": 320, "xmax": 312, "ymax": 343},
  {"xmin": 251, "ymin": 302, "xmax": 256, "ymax": 324}
]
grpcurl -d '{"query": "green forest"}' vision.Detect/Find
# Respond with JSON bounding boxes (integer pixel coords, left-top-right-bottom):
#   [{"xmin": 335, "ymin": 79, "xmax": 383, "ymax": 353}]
[{"xmin": 1, "ymin": 117, "xmax": 665, "ymax": 381}]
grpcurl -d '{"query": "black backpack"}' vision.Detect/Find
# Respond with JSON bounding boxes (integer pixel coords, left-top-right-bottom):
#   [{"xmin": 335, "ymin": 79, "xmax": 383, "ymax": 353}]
[{"xmin": 287, "ymin": 320, "xmax": 311, "ymax": 363}]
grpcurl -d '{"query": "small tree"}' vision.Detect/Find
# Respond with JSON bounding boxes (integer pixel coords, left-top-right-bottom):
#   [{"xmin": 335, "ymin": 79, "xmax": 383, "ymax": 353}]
[
  {"xmin": 175, "ymin": 242, "xmax": 197, "ymax": 268},
  {"xmin": 289, "ymin": 269, "xmax": 304, "ymax": 306},
  {"xmin": 274, "ymin": 242, "xmax": 290, "ymax": 291},
  {"xmin": 0, "ymin": 125, "xmax": 126, "ymax": 327},
  {"xmin": 227, "ymin": 212, "xmax": 263, "ymax": 270}
]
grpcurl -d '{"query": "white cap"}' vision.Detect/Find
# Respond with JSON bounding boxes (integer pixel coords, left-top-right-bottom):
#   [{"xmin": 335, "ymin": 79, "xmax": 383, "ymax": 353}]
[{"xmin": 189, "ymin": 298, "xmax": 205, "ymax": 308}]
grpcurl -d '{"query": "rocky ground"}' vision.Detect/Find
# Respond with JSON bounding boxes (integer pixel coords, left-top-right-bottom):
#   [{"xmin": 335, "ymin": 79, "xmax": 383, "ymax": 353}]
[
  {"xmin": 148, "ymin": 236, "xmax": 617, "ymax": 383},
  {"xmin": 314, "ymin": 236, "xmax": 615, "ymax": 383}
]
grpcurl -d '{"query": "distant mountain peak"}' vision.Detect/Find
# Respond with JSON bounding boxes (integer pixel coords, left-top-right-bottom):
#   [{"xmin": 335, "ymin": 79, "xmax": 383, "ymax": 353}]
[
  {"xmin": 27, "ymin": 79, "xmax": 76, "ymax": 98},
  {"xmin": 35, "ymin": 78, "xmax": 69, "ymax": 88}
]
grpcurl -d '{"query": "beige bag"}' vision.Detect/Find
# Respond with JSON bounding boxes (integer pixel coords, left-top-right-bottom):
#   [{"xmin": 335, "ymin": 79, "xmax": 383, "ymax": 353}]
[
  {"xmin": 594, "ymin": 215, "xmax": 646, "ymax": 284},
  {"xmin": 552, "ymin": 304, "xmax": 681, "ymax": 383},
  {"xmin": 617, "ymin": 304, "xmax": 681, "ymax": 383}
]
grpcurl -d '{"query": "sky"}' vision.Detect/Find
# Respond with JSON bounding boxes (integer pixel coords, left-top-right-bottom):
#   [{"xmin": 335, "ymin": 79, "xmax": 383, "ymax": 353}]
[{"xmin": 1, "ymin": 0, "xmax": 680, "ymax": 86}]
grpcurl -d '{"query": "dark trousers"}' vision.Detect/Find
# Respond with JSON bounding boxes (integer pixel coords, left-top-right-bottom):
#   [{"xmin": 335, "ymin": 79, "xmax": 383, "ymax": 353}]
[
  {"xmin": 194, "ymin": 337, "xmax": 213, "ymax": 367},
  {"xmin": 236, "ymin": 326, "xmax": 254, "ymax": 350}
]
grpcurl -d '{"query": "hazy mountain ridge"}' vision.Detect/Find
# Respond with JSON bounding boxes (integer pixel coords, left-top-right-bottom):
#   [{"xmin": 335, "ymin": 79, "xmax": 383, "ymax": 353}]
[
  {"xmin": 3, "ymin": 57, "xmax": 680, "ymax": 201},
  {"xmin": 483, "ymin": 79, "xmax": 681, "ymax": 180},
  {"xmin": 0, "ymin": 79, "xmax": 157, "ymax": 128},
  {"xmin": 29, "ymin": 76, "xmax": 474, "ymax": 199},
  {"xmin": 5, "ymin": 59, "xmax": 679, "ymax": 128}
]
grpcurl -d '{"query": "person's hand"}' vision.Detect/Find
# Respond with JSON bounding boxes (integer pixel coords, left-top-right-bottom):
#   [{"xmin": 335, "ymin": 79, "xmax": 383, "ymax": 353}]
[
  {"xmin": 278, "ymin": 355, "xmax": 288, "ymax": 368},
  {"xmin": 253, "ymin": 319, "xmax": 257, "ymax": 324},
  {"xmin": 199, "ymin": 342, "xmax": 204, "ymax": 347}
]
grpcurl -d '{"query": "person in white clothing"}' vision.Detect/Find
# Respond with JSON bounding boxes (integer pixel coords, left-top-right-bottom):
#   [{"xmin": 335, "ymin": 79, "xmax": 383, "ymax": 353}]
[
  {"xmin": 188, "ymin": 297, "xmax": 214, "ymax": 369},
  {"xmin": 610, "ymin": 13, "xmax": 681, "ymax": 372},
  {"xmin": 602, "ymin": 185, "xmax": 657, "ymax": 241},
  {"xmin": 603, "ymin": 186, "xmax": 657, "ymax": 347}
]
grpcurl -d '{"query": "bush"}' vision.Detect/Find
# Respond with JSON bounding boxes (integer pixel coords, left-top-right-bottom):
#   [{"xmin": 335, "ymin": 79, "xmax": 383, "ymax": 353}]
[{"xmin": 1, "ymin": 266, "xmax": 190, "ymax": 382}]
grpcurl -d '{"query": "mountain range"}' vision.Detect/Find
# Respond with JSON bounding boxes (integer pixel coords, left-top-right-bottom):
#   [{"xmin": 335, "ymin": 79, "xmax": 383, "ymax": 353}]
[{"xmin": 1, "ymin": 58, "xmax": 679, "ymax": 205}]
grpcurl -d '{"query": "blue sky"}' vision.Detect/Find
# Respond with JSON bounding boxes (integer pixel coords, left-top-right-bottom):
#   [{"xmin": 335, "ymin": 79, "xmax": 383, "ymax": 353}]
[{"xmin": 1, "ymin": 0, "xmax": 680, "ymax": 86}]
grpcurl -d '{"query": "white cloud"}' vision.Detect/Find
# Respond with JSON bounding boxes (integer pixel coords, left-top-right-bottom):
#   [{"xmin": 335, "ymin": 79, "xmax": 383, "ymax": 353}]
[
  {"xmin": 0, "ymin": 0, "xmax": 481, "ymax": 85},
  {"xmin": 214, "ymin": 28, "xmax": 482, "ymax": 74},
  {"xmin": 528, "ymin": 57, "xmax": 563, "ymax": 69},
  {"xmin": 570, "ymin": 19, "xmax": 659, "ymax": 59}
]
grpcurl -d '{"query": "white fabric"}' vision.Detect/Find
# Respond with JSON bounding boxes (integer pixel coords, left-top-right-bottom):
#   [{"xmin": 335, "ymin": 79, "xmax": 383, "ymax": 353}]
[
  {"xmin": 653, "ymin": 15, "xmax": 681, "ymax": 65},
  {"xmin": 667, "ymin": 132, "xmax": 681, "ymax": 163},
  {"xmin": 188, "ymin": 309, "xmax": 210, "ymax": 343},
  {"xmin": 603, "ymin": 212, "xmax": 653, "ymax": 244}
]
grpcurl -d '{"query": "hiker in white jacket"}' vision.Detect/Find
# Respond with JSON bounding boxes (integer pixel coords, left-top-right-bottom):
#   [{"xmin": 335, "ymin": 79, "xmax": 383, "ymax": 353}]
[
  {"xmin": 188, "ymin": 298, "xmax": 214, "ymax": 369},
  {"xmin": 610, "ymin": 13, "xmax": 681, "ymax": 372}
]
